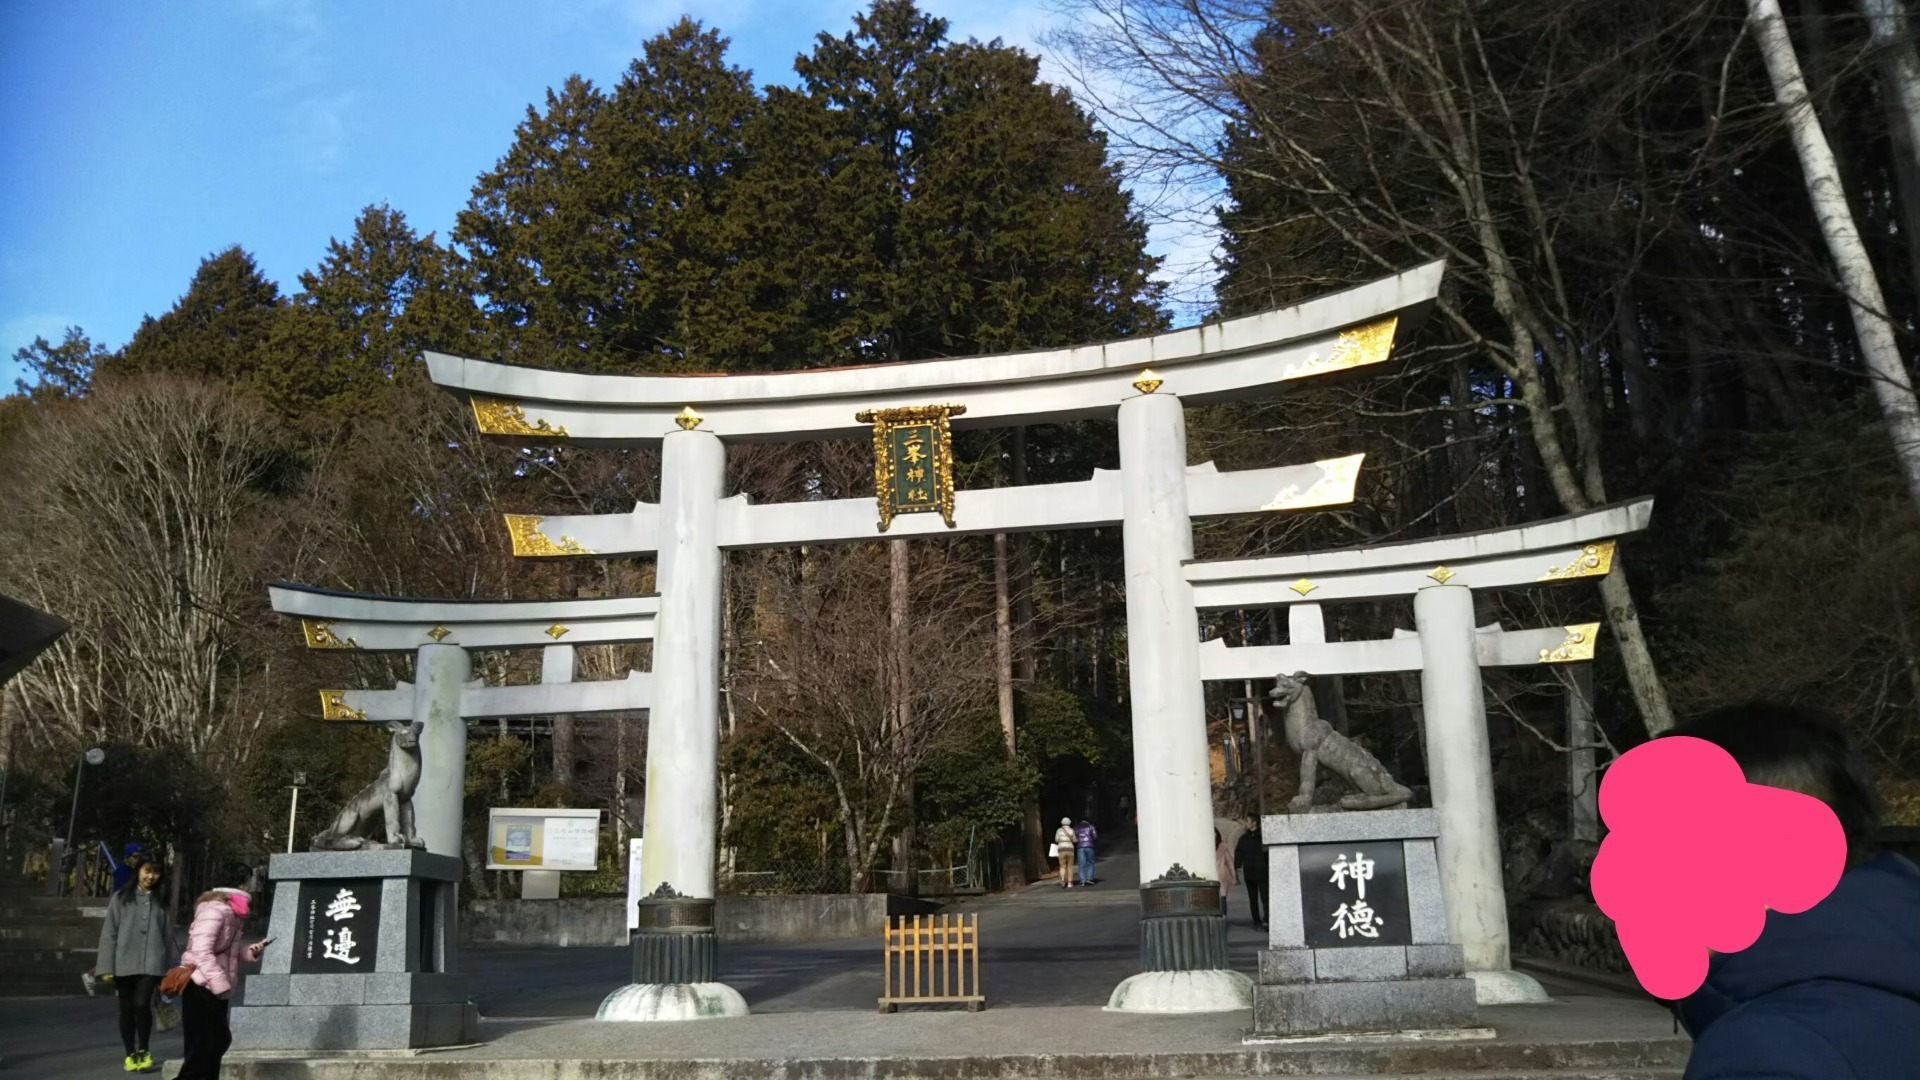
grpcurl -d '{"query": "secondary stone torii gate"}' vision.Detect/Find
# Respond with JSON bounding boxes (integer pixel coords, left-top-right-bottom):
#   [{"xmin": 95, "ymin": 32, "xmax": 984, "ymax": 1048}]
[
  {"xmin": 269, "ymin": 586, "xmax": 657, "ymax": 859},
  {"xmin": 426, "ymin": 261, "xmax": 1449, "ymax": 1015},
  {"xmin": 1186, "ymin": 498, "xmax": 1653, "ymax": 1004}
]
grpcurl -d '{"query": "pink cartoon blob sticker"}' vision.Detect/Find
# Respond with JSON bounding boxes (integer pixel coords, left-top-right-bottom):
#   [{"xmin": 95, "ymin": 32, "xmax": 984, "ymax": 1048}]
[{"xmin": 1590, "ymin": 736, "xmax": 1848, "ymax": 999}]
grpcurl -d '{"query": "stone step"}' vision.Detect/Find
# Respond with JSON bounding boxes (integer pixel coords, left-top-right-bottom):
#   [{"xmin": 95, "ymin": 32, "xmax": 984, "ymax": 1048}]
[
  {"xmin": 0, "ymin": 922, "xmax": 106, "ymax": 947},
  {"xmin": 218, "ymin": 1038, "xmax": 1693, "ymax": 1079}
]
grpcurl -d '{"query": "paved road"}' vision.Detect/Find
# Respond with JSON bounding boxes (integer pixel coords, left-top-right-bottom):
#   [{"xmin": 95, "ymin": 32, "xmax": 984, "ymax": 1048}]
[
  {"xmin": 471, "ymin": 841, "xmax": 1273, "ymax": 1018},
  {"xmin": 0, "ymin": 840, "xmax": 1339, "ymax": 1076}
]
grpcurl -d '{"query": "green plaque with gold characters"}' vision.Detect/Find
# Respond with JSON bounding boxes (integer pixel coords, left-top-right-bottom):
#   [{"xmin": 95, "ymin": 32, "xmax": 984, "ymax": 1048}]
[{"xmin": 855, "ymin": 404, "xmax": 966, "ymax": 531}]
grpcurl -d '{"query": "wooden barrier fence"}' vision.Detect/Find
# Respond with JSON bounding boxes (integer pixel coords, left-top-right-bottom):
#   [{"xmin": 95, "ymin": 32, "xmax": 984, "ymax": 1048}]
[{"xmin": 879, "ymin": 912, "xmax": 984, "ymax": 1012}]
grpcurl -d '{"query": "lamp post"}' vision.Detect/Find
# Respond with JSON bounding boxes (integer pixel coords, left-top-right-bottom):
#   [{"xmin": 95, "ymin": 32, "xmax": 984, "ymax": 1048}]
[
  {"xmin": 61, "ymin": 748, "xmax": 104, "ymax": 895},
  {"xmin": 286, "ymin": 772, "xmax": 307, "ymax": 853}
]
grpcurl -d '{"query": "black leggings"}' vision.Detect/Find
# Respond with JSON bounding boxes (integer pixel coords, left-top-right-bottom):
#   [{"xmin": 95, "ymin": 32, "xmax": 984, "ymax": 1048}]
[
  {"xmin": 179, "ymin": 982, "xmax": 232, "ymax": 1080},
  {"xmin": 115, "ymin": 973, "xmax": 159, "ymax": 1054}
]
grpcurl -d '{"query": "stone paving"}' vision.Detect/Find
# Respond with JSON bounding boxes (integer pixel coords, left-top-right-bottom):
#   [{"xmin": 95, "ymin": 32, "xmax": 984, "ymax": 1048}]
[{"xmin": 0, "ymin": 841, "xmax": 1690, "ymax": 1078}]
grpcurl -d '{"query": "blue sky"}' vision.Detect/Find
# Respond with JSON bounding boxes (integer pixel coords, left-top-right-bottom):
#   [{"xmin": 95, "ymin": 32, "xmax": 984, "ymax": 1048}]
[{"xmin": 0, "ymin": 1, "xmax": 1218, "ymax": 391}]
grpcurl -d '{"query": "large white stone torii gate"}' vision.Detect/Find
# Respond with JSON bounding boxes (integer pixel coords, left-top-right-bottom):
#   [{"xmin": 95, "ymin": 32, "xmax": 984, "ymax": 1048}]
[
  {"xmin": 1187, "ymin": 499, "xmax": 1653, "ymax": 1004},
  {"xmin": 428, "ymin": 261, "xmax": 1448, "ymax": 1016}
]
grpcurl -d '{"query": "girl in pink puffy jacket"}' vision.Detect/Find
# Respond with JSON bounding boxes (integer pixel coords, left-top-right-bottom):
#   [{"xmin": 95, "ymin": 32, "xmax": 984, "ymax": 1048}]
[{"xmin": 176, "ymin": 887, "xmax": 269, "ymax": 1080}]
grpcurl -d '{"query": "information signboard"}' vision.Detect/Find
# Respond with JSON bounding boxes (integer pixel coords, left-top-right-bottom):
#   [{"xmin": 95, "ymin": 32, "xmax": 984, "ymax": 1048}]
[{"xmin": 485, "ymin": 808, "xmax": 602, "ymax": 871}]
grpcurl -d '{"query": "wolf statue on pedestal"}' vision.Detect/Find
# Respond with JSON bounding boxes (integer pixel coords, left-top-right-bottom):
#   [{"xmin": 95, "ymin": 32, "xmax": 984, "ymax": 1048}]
[
  {"xmin": 1269, "ymin": 671, "xmax": 1413, "ymax": 812},
  {"xmin": 311, "ymin": 721, "xmax": 426, "ymax": 850}
]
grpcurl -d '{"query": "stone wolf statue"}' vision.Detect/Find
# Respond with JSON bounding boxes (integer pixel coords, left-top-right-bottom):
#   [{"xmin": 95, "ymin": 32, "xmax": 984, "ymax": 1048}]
[
  {"xmin": 1269, "ymin": 672, "xmax": 1413, "ymax": 812},
  {"xmin": 312, "ymin": 720, "xmax": 426, "ymax": 850}
]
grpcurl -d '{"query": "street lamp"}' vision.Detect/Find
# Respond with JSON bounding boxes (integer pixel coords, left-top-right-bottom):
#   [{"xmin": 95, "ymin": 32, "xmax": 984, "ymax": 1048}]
[
  {"xmin": 286, "ymin": 772, "xmax": 308, "ymax": 853},
  {"xmin": 61, "ymin": 747, "xmax": 104, "ymax": 895}
]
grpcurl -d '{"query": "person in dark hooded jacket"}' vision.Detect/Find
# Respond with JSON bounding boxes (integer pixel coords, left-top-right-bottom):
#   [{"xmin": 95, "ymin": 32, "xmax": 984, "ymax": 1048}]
[{"xmin": 1664, "ymin": 703, "xmax": 1920, "ymax": 1080}]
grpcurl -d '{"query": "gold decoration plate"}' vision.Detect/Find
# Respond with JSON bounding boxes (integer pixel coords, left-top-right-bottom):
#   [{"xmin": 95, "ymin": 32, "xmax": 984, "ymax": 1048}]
[
  {"xmin": 302, "ymin": 619, "xmax": 360, "ymax": 650},
  {"xmin": 1280, "ymin": 316, "xmax": 1399, "ymax": 381},
  {"xmin": 1537, "ymin": 542, "xmax": 1616, "ymax": 582},
  {"xmin": 1539, "ymin": 623, "xmax": 1601, "ymax": 664},
  {"xmin": 470, "ymin": 396, "xmax": 570, "ymax": 439},
  {"xmin": 504, "ymin": 514, "xmax": 593, "ymax": 557},
  {"xmin": 318, "ymin": 690, "xmax": 368, "ymax": 722},
  {"xmin": 1261, "ymin": 453, "xmax": 1366, "ymax": 512}
]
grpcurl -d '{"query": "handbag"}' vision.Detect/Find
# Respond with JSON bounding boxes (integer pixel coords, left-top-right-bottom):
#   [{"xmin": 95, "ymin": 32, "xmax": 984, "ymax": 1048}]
[
  {"xmin": 152, "ymin": 994, "xmax": 180, "ymax": 1032},
  {"xmin": 1047, "ymin": 843, "xmax": 1059, "ymax": 858},
  {"xmin": 159, "ymin": 965, "xmax": 194, "ymax": 997}
]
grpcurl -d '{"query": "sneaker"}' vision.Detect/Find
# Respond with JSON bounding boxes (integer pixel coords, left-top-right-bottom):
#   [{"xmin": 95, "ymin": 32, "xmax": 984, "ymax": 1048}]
[
  {"xmin": 136, "ymin": 1050, "xmax": 157, "ymax": 1073},
  {"xmin": 123, "ymin": 1054, "xmax": 140, "ymax": 1072}
]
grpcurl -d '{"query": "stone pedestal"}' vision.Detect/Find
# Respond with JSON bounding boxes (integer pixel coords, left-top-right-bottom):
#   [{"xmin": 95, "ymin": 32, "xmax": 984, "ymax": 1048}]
[
  {"xmin": 232, "ymin": 850, "xmax": 476, "ymax": 1051},
  {"xmin": 1254, "ymin": 809, "xmax": 1480, "ymax": 1037}
]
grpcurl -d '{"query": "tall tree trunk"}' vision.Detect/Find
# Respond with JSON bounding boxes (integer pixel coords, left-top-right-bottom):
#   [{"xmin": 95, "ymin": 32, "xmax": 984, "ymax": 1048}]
[
  {"xmin": 994, "ymin": 534, "xmax": 1017, "ymax": 757},
  {"xmin": 1011, "ymin": 428, "xmax": 1047, "ymax": 877},
  {"xmin": 1862, "ymin": 0, "xmax": 1920, "ymax": 163},
  {"xmin": 1752, "ymin": 0, "xmax": 1920, "ymax": 516},
  {"xmin": 889, "ymin": 538, "xmax": 917, "ymax": 897},
  {"xmin": 1861, "ymin": 0, "xmax": 1920, "ymax": 299},
  {"xmin": 552, "ymin": 715, "xmax": 575, "ymax": 791}
]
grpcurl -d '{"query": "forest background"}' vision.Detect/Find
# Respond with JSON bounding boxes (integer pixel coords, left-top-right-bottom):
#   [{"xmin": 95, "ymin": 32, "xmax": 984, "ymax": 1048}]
[{"xmin": 2, "ymin": 0, "xmax": 1917, "ymax": 921}]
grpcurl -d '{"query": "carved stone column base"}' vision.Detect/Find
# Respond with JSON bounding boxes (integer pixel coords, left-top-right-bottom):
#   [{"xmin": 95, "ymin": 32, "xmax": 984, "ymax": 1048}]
[
  {"xmin": 630, "ymin": 928, "xmax": 718, "ymax": 985},
  {"xmin": 596, "ymin": 982, "xmax": 749, "ymax": 1022},
  {"xmin": 1139, "ymin": 878, "xmax": 1226, "ymax": 971},
  {"xmin": 631, "ymin": 894, "xmax": 717, "ymax": 984},
  {"xmin": 1106, "ymin": 969, "xmax": 1253, "ymax": 1013}
]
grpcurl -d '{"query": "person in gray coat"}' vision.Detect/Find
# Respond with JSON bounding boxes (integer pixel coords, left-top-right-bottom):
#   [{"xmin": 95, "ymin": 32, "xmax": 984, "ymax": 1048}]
[{"xmin": 96, "ymin": 852, "xmax": 176, "ymax": 1073}]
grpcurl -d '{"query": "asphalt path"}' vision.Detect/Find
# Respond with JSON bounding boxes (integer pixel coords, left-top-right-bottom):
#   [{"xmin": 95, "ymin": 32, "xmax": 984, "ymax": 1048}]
[{"xmin": 0, "ymin": 838, "xmax": 1276, "ymax": 1076}]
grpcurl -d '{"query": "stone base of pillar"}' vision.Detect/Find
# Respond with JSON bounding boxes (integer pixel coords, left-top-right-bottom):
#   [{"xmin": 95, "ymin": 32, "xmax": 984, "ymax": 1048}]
[
  {"xmin": 596, "ymin": 982, "xmax": 749, "ymax": 1022},
  {"xmin": 1138, "ymin": 879, "xmax": 1226, "ymax": 970},
  {"xmin": 1466, "ymin": 968, "xmax": 1550, "ymax": 1005},
  {"xmin": 1106, "ymin": 969, "xmax": 1254, "ymax": 1013},
  {"xmin": 1140, "ymin": 912, "xmax": 1230, "ymax": 971},
  {"xmin": 630, "ymin": 895, "xmax": 718, "ymax": 983}
]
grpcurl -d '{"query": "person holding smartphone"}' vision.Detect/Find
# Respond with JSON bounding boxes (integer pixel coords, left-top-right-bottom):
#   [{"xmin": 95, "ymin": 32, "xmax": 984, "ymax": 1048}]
[{"xmin": 175, "ymin": 886, "xmax": 269, "ymax": 1080}]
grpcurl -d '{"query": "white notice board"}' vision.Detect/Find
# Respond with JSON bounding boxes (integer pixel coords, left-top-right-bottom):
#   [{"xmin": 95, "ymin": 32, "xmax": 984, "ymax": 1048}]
[
  {"xmin": 625, "ymin": 838, "xmax": 644, "ymax": 939},
  {"xmin": 485, "ymin": 808, "xmax": 602, "ymax": 871}
]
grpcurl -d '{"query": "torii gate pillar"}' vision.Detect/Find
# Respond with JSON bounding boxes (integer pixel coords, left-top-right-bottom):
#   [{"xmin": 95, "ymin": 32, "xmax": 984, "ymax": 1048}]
[
  {"xmin": 1108, "ymin": 391, "xmax": 1253, "ymax": 1012},
  {"xmin": 601, "ymin": 425, "xmax": 748, "ymax": 1021},
  {"xmin": 1414, "ymin": 585, "xmax": 1547, "ymax": 1003},
  {"xmin": 413, "ymin": 643, "xmax": 471, "ymax": 859}
]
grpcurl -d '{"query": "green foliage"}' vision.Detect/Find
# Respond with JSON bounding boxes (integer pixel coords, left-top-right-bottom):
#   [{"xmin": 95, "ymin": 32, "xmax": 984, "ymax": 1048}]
[
  {"xmin": 915, "ymin": 710, "xmax": 1034, "ymax": 859},
  {"xmin": 11, "ymin": 328, "xmax": 105, "ymax": 400},
  {"xmin": 262, "ymin": 205, "xmax": 483, "ymax": 428},
  {"xmin": 110, "ymin": 247, "xmax": 284, "ymax": 384},
  {"xmin": 62, "ymin": 743, "xmax": 219, "ymax": 854},
  {"xmin": 721, "ymin": 722, "xmax": 843, "ymax": 868},
  {"xmin": 465, "ymin": 735, "xmax": 535, "ymax": 801},
  {"xmin": 1017, "ymin": 683, "xmax": 1101, "ymax": 767},
  {"xmin": 731, "ymin": 0, "xmax": 1163, "ymax": 368}
]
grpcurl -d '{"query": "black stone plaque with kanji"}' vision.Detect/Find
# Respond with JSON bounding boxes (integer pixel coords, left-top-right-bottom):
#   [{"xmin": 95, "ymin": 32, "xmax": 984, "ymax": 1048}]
[
  {"xmin": 290, "ymin": 877, "xmax": 382, "ymax": 974},
  {"xmin": 1297, "ymin": 841, "xmax": 1412, "ymax": 949}
]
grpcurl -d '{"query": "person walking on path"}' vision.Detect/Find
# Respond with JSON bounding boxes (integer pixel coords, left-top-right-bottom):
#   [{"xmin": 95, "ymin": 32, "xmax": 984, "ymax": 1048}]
[
  {"xmin": 95, "ymin": 853, "xmax": 175, "ymax": 1073},
  {"xmin": 176, "ymin": 886, "xmax": 268, "ymax": 1080},
  {"xmin": 1053, "ymin": 818, "xmax": 1078, "ymax": 888},
  {"xmin": 1073, "ymin": 819, "xmax": 1098, "ymax": 886},
  {"xmin": 110, "ymin": 841, "xmax": 146, "ymax": 895},
  {"xmin": 1234, "ymin": 818, "xmax": 1268, "ymax": 929},
  {"xmin": 1214, "ymin": 829, "xmax": 1236, "ymax": 917}
]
